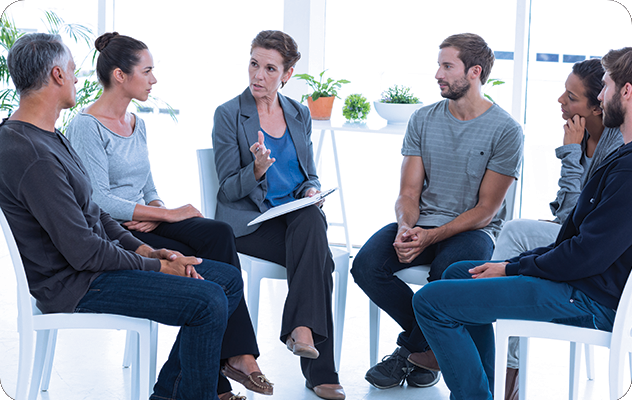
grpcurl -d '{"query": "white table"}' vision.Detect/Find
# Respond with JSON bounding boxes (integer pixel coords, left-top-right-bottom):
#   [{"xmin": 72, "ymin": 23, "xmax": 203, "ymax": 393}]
[{"xmin": 312, "ymin": 118, "xmax": 407, "ymax": 252}]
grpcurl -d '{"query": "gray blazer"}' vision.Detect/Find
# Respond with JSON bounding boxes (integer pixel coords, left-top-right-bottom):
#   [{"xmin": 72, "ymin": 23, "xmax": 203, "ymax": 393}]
[{"xmin": 212, "ymin": 88, "xmax": 320, "ymax": 237}]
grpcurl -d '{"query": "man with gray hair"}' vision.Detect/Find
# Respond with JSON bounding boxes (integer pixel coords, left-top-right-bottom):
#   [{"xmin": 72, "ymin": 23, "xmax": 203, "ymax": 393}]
[{"xmin": 0, "ymin": 33, "xmax": 243, "ymax": 400}]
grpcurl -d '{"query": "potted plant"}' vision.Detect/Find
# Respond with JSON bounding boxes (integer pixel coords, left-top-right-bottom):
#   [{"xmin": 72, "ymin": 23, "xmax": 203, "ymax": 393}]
[
  {"xmin": 294, "ymin": 70, "xmax": 350, "ymax": 120},
  {"xmin": 342, "ymin": 93, "xmax": 370, "ymax": 123},
  {"xmin": 374, "ymin": 85, "xmax": 423, "ymax": 124}
]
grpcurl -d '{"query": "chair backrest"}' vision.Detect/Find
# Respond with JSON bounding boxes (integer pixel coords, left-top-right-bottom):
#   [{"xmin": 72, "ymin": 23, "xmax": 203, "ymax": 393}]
[
  {"xmin": 196, "ymin": 148, "xmax": 219, "ymax": 219},
  {"xmin": 0, "ymin": 207, "xmax": 35, "ymax": 333}
]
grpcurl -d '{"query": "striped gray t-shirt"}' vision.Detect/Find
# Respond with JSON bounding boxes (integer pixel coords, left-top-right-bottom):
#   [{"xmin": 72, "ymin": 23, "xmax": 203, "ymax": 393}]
[{"xmin": 402, "ymin": 99, "xmax": 523, "ymax": 239}]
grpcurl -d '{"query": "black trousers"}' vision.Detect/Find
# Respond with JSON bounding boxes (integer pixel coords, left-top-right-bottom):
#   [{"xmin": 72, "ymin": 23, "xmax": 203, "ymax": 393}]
[
  {"xmin": 236, "ymin": 205, "xmax": 340, "ymax": 386},
  {"xmin": 131, "ymin": 217, "xmax": 258, "ymax": 394}
]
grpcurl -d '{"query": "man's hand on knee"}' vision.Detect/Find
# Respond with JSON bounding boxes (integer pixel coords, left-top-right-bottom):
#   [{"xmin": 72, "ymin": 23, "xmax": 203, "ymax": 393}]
[
  {"xmin": 160, "ymin": 256, "xmax": 204, "ymax": 280},
  {"xmin": 469, "ymin": 262, "xmax": 508, "ymax": 279}
]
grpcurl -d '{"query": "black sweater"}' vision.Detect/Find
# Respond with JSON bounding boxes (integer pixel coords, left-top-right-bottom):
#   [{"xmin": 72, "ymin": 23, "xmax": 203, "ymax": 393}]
[
  {"xmin": 506, "ymin": 141, "xmax": 632, "ymax": 311},
  {"xmin": 0, "ymin": 120, "xmax": 160, "ymax": 314}
]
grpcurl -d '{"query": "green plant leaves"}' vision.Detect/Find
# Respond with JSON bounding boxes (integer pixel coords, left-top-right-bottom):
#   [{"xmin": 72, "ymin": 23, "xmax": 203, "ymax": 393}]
[
  {"xmin": 294, "ymin": 70, "xmax": 350, "ymax": 102},
  {"xmin": 379, "ymin": 85, "xmax": 420, "ymax": 104},
  {"xmin": 343, "ymin": 93, "xmax": 370, "ymax": 121}
]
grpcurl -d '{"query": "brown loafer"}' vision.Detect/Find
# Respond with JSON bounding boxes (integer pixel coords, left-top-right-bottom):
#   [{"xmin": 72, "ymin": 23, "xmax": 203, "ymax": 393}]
[
  {"xmin": 306, "ymin": 381, "xmax": 345, "ymax": 400},
  {"xmin": 221, "ymin": 363, "xmax": 273, "ymax": 395},
  {"xmin": 286, "ymin": 336, "xmax": 320, "ymax": 359},
  {"xmin": 408, "ymin": 349, "xmax": 441, "ymax": 371},
  {"xmin": 218, "ymin": 392, "xmax": 247, "ymax": 400}
]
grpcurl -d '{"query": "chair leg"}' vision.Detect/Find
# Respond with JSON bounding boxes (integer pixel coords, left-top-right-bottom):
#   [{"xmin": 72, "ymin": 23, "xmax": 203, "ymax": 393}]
[
  {"xmin": 16, "ymin": 329, "xmax": 35, "ymax": 400},
  {"xmin": 569, "ymin": 342, "xmax": 581, "ymax": 400},
  {"xmin": 247, "ymin": 268, "xmax": 262, "ymax": 335},
  {"xmin": 332, "ymin": 252, "xmax": 349, "ymax": 372},
  {"xmin": 39, "ymin": 329, "xmax": 58, "ymax": 392},
  {"xmin": 369, "ymin": 300, "xmax": 380, "ymax": 367},
  {"xmin": 493, "ymin": 328, "xmax": 509, "ymax": 400},
  {"xmin": 584, "ymin": 343, "xmax": 594, "ymax": 380},
  {"xmin": 130, "ymin": 331, "xmax": 140, "ymax": 400},
  {"xmin": 28, "ymin": 330, "xmax": 53, "ymax": 400},
  {"xmin": 149, "ymin": 321, "xmax": 158, "ymax": 391},
  {"xmin": 518, "ymin": 337, "xmax": 529, "ymax": 400},
  {"xmin": 123, "ymin": 330, "xmax": 134, "ymax": 368}
]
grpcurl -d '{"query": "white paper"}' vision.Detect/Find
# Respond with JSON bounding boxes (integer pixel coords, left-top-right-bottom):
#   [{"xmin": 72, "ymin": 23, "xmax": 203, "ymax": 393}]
[{"xmin": 247, "ymin": 188, "xmax": 337, "ymax": 226}]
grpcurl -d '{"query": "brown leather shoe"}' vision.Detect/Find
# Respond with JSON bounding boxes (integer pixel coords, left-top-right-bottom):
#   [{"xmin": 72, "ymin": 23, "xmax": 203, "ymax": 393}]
[
  {"xmin": 505, "ymin": 367, "xmax": 519, "ymax": 400},
  {"xmin": 407, "ymin": 349, "xmax": 440, "ymax": 371},
  {"xmin": 306, "ymin": 381, "xmax": 345, "ymax": 400},
  {"xmin": 221, "ymin": 363, "xmax": 273, "ymax": 395},
  {"xmin": 286, "ymin": 336, "xmax": 320, "ymax": 359},
  {"xmin": 218, "ymin": 392, "xmax": 246, "ymax": 400}
]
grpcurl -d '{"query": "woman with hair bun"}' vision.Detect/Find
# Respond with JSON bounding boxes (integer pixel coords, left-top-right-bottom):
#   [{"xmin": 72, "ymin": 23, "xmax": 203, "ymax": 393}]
[
  {"xmin": 67, "ymin": 32, "xmax": 271, "ymax": 400},
  {"xmin": 212, "ymin": 30, "xmax": 345, "ymax": 400}
]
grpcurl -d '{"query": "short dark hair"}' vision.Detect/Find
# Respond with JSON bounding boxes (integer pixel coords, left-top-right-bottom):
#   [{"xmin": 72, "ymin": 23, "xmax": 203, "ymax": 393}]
[
  {"xmin": 7, "ymin": 33, "xmax": 71, "ymax": 97},
  {"xmin": 602, "ymin": 47, "xmax": 632, "ymax": 91},
  {"xmin": 439, "ymin": 33, "xmax": 495, "ymax": 84},
  {"xmin": 251, "ymin": 30, "xmax": 301, "ymax": 87},
  {"xmin": 571, "ymin": 58, "xmax": 605, "ymax": 109},
  {"xmin": 95, "ymin": 32, "xmax": 148, "ymax": 89}
]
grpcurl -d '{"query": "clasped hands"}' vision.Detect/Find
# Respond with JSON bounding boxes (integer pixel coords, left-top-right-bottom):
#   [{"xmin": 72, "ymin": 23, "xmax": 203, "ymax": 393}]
[
  {"xmin": 137, "ymin": 245, "xmax": 204, "ymax": 280},
  {"xmin": 393, "ymin": 225, "xmax": 434, "ymax": 264},
  {"xmin": 393, "ymin": 226, "xmax": 507, "ymax": 278}
]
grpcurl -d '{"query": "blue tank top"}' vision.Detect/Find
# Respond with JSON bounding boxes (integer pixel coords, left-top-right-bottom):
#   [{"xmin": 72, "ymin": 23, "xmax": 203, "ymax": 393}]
[{"xmin": 262, "ymin": 128, "xmax": 305, "ymax": 206}]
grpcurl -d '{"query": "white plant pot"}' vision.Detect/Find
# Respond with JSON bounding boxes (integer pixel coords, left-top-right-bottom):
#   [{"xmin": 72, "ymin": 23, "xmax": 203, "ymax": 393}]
[{"xmin": 374, "ymin": 101, "xmax": 423, "ymax": 124}]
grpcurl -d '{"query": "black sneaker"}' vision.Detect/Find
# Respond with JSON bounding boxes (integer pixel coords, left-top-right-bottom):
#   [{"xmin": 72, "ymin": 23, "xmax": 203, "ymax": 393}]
[
  {"xmin": 406, "ymin": 367, "xmax": 441, "ymax": 388},
  {"xmin": 364, "ymin": 347, "xmax": 414, "ymax": 389}
]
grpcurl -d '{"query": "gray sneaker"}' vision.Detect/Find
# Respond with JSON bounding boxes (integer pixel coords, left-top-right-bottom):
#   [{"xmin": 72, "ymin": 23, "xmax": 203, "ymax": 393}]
[
  {"xmin": 406, "ymin": 367, "xmax": 441, "ymax": 388},
  {"xmin": 364, "ymin": 347, "xmax": 414, "ymax": 389}
]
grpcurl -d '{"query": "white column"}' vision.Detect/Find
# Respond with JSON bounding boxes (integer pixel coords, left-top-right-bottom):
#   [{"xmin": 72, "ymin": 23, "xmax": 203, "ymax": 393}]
[
  {"xmin": 282, "ymin": 0, "xmax": 327, "ymax": 101},
  {"xmin": 97, "ymin": 0, "xmax": 115, "ymax": 35},
  {"xmin": 511, "ymin": 0, "xmax": 530, "ymax": 124}
]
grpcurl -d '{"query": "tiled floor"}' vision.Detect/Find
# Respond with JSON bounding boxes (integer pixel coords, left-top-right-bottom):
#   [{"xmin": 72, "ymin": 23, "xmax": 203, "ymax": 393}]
[{"xmin": 0, "ymin": 238, "xmax": 624, "ymax": 400}]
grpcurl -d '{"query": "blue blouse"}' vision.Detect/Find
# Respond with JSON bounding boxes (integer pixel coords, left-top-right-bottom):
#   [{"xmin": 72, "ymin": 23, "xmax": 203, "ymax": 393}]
[{"xmin": 263, "ymin": 128, "xmax": 305, "ymax": 206}]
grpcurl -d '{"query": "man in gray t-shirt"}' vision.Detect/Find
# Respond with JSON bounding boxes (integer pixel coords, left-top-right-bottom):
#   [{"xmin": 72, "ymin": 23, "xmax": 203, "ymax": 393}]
[{"xmin": 351, "ymin": 33, "xmax": 523, "ymax": 390}]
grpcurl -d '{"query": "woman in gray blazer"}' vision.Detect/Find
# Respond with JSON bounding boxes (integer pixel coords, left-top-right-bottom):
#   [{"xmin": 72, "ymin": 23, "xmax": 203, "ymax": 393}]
[{"xmin": 212, "ymin": 30, "xmax": 344, "ymax": 400}]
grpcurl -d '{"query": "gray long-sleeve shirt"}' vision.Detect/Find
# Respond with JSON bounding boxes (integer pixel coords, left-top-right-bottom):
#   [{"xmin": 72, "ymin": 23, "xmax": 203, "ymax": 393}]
[
  {"xmin": 549, "ymin": 126, "xmax": 623, "ymax": 224},
  {"xmin": 0, "ymin": 119, "xmax": 160, "ymax": 314},
  {"xmin": 66, "ymin": 113, "xmax": 160, "ymax": 222}
]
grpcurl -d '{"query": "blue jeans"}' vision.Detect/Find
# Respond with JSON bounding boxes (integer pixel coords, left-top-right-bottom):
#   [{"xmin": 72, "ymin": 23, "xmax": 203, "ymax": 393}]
[
  {"xmin": 75, "ymin": 260, "xmax": 243, "ymax": 400},
  {"xmin": 352, "ymin": 223, "xmax": 494, "ymax": 353},
  {"xmin": 412, "ymin": 260, "xmax": 616, "ymax": 400}
]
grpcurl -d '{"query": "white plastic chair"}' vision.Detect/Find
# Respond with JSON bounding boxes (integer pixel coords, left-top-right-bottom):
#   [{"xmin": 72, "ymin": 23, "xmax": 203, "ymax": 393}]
[
  {"xmin": 197, "ymin": 148, "xmax": 350, "ymax": 371},
  {"xmin": 494, "ymin": 270, "xmax": 632, "ymax": 400},
  {"xmin": 0, "ymin": 207, "xmax": 158, "ymax": 400}
]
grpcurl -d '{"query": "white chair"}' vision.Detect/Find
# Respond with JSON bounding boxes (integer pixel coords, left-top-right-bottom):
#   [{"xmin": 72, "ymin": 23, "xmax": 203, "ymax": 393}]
[
  {"xmin": 494, "ymin": 271, "xmax": 632, "ymax": 400},
  {"xmin": 0, "ymin": 207, "xmax": 157, "ymax": 400},
  {"xmin": 196, "ymin": 148, "xmax": 350, "ymax": 371}
]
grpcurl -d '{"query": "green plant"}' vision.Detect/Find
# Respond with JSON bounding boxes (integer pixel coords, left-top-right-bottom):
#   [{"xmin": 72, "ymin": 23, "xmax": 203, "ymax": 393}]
[
  {"xmin": 342, "ymin": 93, "xmax": 370, "ymax": 121},
  {"xmin": 294, "ymin": 70, "xmax": 350, "ymax": 103},
  {"xmin": 484, "ymin": 78, "xmax": 505, "ymax": 103},
  {"xmin": 0, "ymin": 10, "xmax": 177, "ymax": 132},
  {"xmin": 379, "ymin": 85, "xmax": 420, "ymax": 104}
]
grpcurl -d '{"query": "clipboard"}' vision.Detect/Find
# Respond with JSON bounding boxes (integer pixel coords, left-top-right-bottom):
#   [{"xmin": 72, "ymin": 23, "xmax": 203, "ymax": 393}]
[{"xmin": 247, "ymin": 188, "xmax": 337, "ymax": 226}]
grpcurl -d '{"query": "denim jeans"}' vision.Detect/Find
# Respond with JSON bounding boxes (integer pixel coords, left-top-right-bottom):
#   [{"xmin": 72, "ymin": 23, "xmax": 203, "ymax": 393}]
[
  {"xmin": 413, "ymin": 260, "xmax": 616, "ymax": 400},
  {"xmin": 75, "ymin": 259, "xmax": 243, "ymax": 400},
  {"xmin": 351, "ymin": 223, "xmax": 494, "ymax": 353}
]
